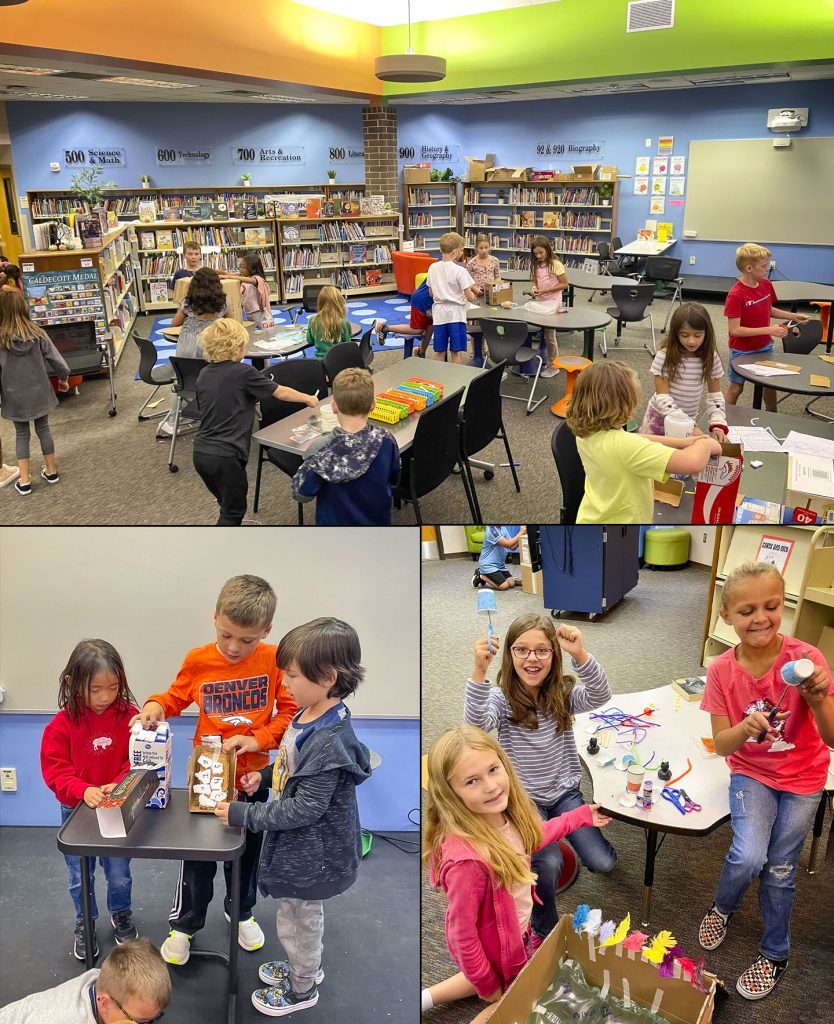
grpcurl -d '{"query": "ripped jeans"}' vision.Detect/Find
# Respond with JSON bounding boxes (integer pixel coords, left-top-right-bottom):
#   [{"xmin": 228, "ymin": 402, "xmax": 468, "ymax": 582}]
[{"xmin": 713, "ymin": 774, "xmax": 820, "ymax": 961}]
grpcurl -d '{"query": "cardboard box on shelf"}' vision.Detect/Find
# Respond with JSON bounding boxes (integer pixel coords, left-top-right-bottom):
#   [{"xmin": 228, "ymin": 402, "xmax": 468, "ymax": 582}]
[
  {"xmin": 465, "ymin": 153, "xmax": 495, "ymax": 181},
  {"xmin": 403, "ymin": 164, "xmax": 431, "ymax": 184},
  {"xmin": 572, "ymin": 163, "xmax": 600, "ymax": 178},
  {"xmin": 784, "ymin": 452, "xmax": 834, "ymax": 524},
  {"xmin": 692, "ymin": 441, "xmax": 744, "ymax": 524},
  {"xmin": 521, "ymin": 564, "xmax": 543, "ymax": 596},
  {"xmin": 490, "ymin": 914, "xmax": 717, "ymax": 1024},
  {"xmin": 486, "ymin": 165, "xmax": 532, "ymax": 182},
  {"xmin": 96, "ymin": 768, "xmax": 158, "ymax": 839},
  {"xmin": 598, "ymin": 165, "xmax": 618, "ymax": 180}
]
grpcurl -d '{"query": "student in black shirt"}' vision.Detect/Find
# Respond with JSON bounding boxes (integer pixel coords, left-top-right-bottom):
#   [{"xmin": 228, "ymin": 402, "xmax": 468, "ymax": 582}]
[{"xmin": 193, "ymin": 319, "xmax": 317, "ymax": 525}]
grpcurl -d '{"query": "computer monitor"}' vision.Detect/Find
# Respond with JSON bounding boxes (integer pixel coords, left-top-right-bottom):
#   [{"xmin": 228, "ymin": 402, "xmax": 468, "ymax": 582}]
[{"xmin": 42, "ymin": 320, "xmax": 103, "ymax": 376}]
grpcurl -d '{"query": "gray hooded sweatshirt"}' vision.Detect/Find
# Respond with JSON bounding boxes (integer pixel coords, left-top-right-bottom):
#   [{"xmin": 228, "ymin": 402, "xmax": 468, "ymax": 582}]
[{"xmin": 0, "ymin": 336, "xmax": 70, "ymax": 421}]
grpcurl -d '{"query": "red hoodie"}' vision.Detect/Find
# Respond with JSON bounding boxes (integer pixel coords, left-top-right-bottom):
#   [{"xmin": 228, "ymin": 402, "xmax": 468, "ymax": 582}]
[
  {"xmin": 41, "ymin": 701, "xmax": 138, "ymax": 807},
  {"xmin": 430, "ymin": 805, "xmax": 593, "ymax": 999}
]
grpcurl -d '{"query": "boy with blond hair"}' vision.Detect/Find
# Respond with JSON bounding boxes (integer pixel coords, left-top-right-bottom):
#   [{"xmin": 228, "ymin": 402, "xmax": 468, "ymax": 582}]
[
  {"xmin": 0, "ymin": 938, "xmax": 171, "ymax": 1024},
  {"xmin": 426, "ymin": 231, "xmax": 477, "ymax": 364},
  {"xmin": 192, "ymin": 318, "xmax": 318, "ymax": 525},
  {"xmin": 129, "ymin": 575, "xmax": 297, "ymax": 966},
  {"xmin": 291, "ymin": 367, "xmax": 400, "ymax": 525},
  {"xmin": 169, "ymin": 239, "xmax": 203, "ymax": 294},
  {"xmin": 724, "ymin": 242, "xmax": 809, "ymax": 410}
]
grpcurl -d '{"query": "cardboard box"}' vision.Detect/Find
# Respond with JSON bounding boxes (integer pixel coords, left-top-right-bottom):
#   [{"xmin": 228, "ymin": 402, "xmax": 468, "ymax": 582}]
[
  {"xmin": 484, "ymin": 282, "xmax": 513, "ymax": 305},
  {"xmin": 519, "ymin": 535, "xmax": 531, "ymax": 566},
  {"xmin": 571, "ymin": 163, "xmax": 600, "ymax": 178},
  {"xmin": 129, "ymin": 722, "xmax": 172, "ymax": 809},
  {"xmin": 521, "ymin": 564, "xmax": 543, "ymax": 596},
  {"xmin": 465, "ymin": 153, "xmax": 495, "ymax": 181},
  {"xmin": 784, "ymin": 452, "xmax": 834, "ymax": 524},
  {"xmin": 654, "ymin": 478, "xmax": 684, "ymax": 508},
  {"xmin": 96, "ymin": 768, "xmax": 158, "ymax": 839},
  {"xmin": 490, "ymin": 915, "xmax": 717, "ymax": 1024},
  {"xmin": 692, "ymin": 441, "xmax": 743, "ymax": 524},
  {"xmin": 187, "ymin": 745, "xmax": 237, "ymax": 813},
  {"xmin": 403, "ymin": 165, "xmax": 431, "ymax": 184},
  {"xmin": 598, "ymin": 165, "xmax": 618, "ymax": 181},
  {"xmin": 486, "ymin": 165, "xmax": 532, "ymax": 182}
]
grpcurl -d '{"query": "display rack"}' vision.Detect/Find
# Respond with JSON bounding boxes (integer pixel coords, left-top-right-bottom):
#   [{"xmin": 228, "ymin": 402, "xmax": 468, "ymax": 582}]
[
  {"xmin": 461, "ymin": 179, "xmax": 619, "ymax": 273},
  {"xmin": 402, "ymin": 182, "xmax": 458, "ymax": 256},
  {"xmin": 276, "ymin": 214, "xmax": 400, "ymax": 300}
]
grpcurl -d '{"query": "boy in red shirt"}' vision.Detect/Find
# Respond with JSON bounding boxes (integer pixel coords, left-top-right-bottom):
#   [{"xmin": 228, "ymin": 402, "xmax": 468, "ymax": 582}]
[
  {"xmin": 724, "ymin": 243, "xmax": 809, "ymax": 411},
  {"xmin": 129, "ymin": 574, "xmax": 296, "ymax": 965}
]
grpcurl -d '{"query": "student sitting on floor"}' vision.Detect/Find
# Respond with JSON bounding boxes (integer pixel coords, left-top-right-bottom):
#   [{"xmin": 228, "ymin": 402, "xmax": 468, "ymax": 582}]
[
  {"xmin": 421, "ymin": 725, "xmax": 611, "ymax": 1023},
  {"xmin": 566, "ymin": 360, "xmax": 721, "ymax": 524},
  {"xmin": 305, "ymin": 285, "xmax": 352, "ymax": 360},
  {"xmin": 375, "ymin": 276, "xmax": 434, "ymax": 357},
  {"xmin": 292, "ymin": 367, "xmax": 400, "ymax": 526},
  {"xmin": 0, "ymin": 937, "xmax": 171, "ymax": 1024},
  {"xmin": 192, "ymin": 318, "xmax": 317, "ymax": 527},
  {"xmin": 472, "ymin": 525, "xmax": 525, "ymax": 590}
]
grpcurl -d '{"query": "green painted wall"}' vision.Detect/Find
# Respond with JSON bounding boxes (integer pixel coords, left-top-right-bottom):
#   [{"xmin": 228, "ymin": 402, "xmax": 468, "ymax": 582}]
[{"xmin": 380, "ymin": 0, "xmax": 834, "ymax": 96}]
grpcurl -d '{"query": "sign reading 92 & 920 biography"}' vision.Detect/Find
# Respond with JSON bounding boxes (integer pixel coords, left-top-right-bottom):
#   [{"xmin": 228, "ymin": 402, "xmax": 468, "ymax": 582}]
[{"xmin": 231, "ymin": 146, "xmax": 306, "ymax": 165}]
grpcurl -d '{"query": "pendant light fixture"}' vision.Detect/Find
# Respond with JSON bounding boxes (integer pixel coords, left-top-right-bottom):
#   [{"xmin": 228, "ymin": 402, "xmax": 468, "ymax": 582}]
[{"xmin": 375, "ymin": 0, "xmax": 446, "ymax": 83}]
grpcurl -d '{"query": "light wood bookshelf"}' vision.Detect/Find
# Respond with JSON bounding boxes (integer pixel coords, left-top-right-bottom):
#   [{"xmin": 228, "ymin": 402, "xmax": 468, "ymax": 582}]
[{"xmin": 403, "ymin": 182, "xmax": 458, "ymax": 257}]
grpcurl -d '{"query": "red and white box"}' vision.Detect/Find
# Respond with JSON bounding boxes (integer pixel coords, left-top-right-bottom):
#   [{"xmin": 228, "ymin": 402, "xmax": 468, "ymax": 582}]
[{"xmin": 692, "ymin": 441, "xmax": 744, "ymax": 523}]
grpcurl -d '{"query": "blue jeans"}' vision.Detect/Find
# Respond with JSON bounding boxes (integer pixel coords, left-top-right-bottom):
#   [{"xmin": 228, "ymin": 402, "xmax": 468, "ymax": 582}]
[
  {"xmin": 713, "ymin": 774, "xmax": 820, "ymax": 961},
  {"xmin": 530, "ymin": 787, "xmax": 618, "ymax": 938},
  {"xmin": 61, "ymin": 805, "xmax": 132, "ymax": 922}
]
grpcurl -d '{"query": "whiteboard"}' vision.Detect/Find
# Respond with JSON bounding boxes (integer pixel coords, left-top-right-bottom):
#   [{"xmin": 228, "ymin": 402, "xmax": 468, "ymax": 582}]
[
  {"xmin": 683, "ymin": 137, "xmax": 834, "ymax": 246},
  {"xmin": 0, "ymin": 527, "xmax": 418, "ymax": 717}
]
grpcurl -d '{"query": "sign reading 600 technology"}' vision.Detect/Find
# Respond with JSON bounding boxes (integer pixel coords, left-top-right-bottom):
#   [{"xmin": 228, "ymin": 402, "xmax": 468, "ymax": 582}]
[{"xmin": 155, "ymin": 147, "xmax": 213, "ymax": 167}]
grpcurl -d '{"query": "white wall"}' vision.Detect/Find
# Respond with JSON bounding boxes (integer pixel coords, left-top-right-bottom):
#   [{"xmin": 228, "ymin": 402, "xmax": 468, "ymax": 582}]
[
  {"xmin": 440, "ymin": 526, "xmax": 468, "ymax": 555},
  {"xmin": 681, "ymin": 527, "xmax": 717, "ymax": 567}
]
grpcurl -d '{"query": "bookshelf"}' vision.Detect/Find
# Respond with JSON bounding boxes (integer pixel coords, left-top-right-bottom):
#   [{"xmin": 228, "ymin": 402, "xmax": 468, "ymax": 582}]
[
  {"xmin": 699, "ymin": 525, "xmax": 827, "ymax": 667},
  {"xmin": 403, "ymin": 182, "xmax": 458, "ymax": 256},
  {"xmin": 133, "ymin": 219, "xmax": 278, "ymax": 312},
  {"xmin": 277, "ymin": 214, "xmax": 400, "ymax": 300},
  {"xmin": 19, "ymin": 224, "xmax": 138, "ymax": 364},
  {"xmin": 461, "ymin": 179, "xmax": 619, "ymax": 273}
]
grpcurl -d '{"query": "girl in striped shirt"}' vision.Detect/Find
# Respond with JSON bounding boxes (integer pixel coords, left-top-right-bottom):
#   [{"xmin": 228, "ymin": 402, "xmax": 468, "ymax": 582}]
[
  {"xmin": 640, "ymin": 302, "xmax": 728, "ymax": 439},
  {"xmin": 464, "ymin": 613, "xmax": 617, "ymax": 947}
]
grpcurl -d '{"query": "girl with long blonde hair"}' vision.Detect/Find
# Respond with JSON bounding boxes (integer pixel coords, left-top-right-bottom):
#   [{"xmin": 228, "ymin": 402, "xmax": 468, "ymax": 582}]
[
  {"xmin": 306, "ymin": 285, "xmax": 352, "ymax": 359},
  {"xmin": 464, "ymin": 613, "xmax": 616, "ymax": 954},
  {"xmin": 422, "ymin": 724, "xmax": 610, "ymax": 1022}
]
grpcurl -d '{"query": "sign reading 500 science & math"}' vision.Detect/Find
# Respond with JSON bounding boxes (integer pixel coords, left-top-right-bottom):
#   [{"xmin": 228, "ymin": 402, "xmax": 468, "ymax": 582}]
[
  {"xmin": 231, "ymin": 146, "xmax": 306, "ymax": 165},
  {"xmin": 63, "ymin": 147, "xmax": 127, "ymax": 167}
]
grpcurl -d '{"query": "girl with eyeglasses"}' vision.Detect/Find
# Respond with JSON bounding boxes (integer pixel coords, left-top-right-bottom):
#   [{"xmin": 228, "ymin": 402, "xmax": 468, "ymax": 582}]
[{"xmin": 463, "ymin": 613, "xmax": 617, "ymax": 948}]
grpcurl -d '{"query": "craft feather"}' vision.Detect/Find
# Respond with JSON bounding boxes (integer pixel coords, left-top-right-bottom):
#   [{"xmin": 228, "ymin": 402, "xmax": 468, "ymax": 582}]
[
  {"xmin": 642, "ymin": 930, "xmax": 677, "ymax": 964},
  {"xmin": 622, "ymin": 930, "xmax": 649, "ymax": 952},
  {"xmin": 597, "ymin": 920, "xmax": 616, "ymax": 947},
  {"xmin": 572, "ymin": 904, "xmax": 590, "ymax": 936},
  {"xmin": 601, "ymin": 914, "xmax": 631, "ymax": 948},
  {"xmin": 582, "ymin": 908, "xmax": 603, "ymax": 937},
  {"xmin": 659, "ymin": 945, "xmax": 684, "ymax": 978}
]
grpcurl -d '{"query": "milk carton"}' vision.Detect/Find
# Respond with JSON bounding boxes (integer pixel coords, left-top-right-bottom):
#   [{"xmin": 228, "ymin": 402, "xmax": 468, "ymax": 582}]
[{"xmin": 129, "ymin": 722, "xmax": 172, "ymax": 809}]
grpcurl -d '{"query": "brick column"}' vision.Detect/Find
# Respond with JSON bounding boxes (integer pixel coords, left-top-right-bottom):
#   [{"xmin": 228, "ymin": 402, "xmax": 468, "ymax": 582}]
[{"xmin": 362, "ymin": 105, "xmax": 398, "ymax": 208}]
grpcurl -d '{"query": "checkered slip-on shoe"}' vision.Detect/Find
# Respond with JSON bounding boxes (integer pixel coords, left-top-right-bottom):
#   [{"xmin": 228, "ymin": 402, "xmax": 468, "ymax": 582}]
[
  {"xmin": 698, "ymin": 904, "xmax": 731, "ymax": 950},
  {"xmin": 736, "ymin": 954, "xmax": 787, "ymax": 1000}
]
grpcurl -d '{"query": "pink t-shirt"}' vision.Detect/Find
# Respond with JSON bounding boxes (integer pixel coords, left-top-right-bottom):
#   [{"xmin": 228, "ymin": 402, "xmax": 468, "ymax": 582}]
[
  {"xmin": 533, "ymin": 258, "xmax": 566, "ymax": 298},
  {"xmin": 701, "ymin": 634, "xmax": 833, "ymax": 794},
  {"xmin": 496, "ymin": 819, "xmax": 533, "ymax": 933}
]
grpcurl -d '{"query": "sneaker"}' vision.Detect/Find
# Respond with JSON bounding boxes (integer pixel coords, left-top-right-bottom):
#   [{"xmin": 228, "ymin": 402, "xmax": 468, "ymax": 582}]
[
  {"xmin": 0, "ymin": 465, "xmax": 20, "ymax": 489},
  {"xmin": 224, "ymin": 911, "xmax": 265, "ymax": 951},
  {"xmin": 375, "ymin": 320, "xmax": 389, "ymax": 344},
  {"xmin": 14, "ymin": 479, "xmax": 32, "ymax": 496},
  {"xmin": 41, "ymin": 467, "xmax": 60, "ymax": 485},
  {"xmin": 258, "ymin": 960, "xmax": 325, "ymax": 987},
  {"xmin": 736, "ymin": 954, "xmax": 788, "ymax": 1000},
  {"xmin": 540, "ymin": 365, "xmax": 559, "ymax": 379},
  {"xmin": 111, "ymin": 909, "xmax": 138, "ymax": 945},
  {"xmin": 73, "ymin": 920, "xmax": 99, "ymax": 961},
  {"xmin": 251, "ymin": 985, "xmax": 318, "ymax": 1017},
  {"xmin": 160, "ymin": 929, "xmax": 192, "ymax": 966},
  {"xmin": 156, "ymin": 419, "xmax": 197, "ymax": 440},
  {"xmin": 698, "ymin": 904, "xmax": 731, "ymax": 951},
  {"xmin": 472, "ymin": 568, "xmax": 484, "ymax": 589}
]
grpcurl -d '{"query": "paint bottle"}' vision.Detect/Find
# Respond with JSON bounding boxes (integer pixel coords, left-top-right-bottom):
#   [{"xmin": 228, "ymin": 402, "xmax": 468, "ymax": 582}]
[{"xmin": 642, "ymin": 779, "xmax": 653, "ymax": 810}]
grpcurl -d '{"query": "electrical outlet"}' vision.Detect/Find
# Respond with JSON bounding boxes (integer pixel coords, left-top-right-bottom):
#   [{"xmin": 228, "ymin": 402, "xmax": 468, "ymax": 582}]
[
  {"xmin": 702, "ymin": 533, "xmax": 708, "ymax": 544},
  {"xmin": 645, "ymin": 138, "xmax": 652, "ymax": 147},
  {"xmin": 689, "ymin": 256, "xmax": 696, "ymax": 265},
  {"xmin": 1, "ymin": 768, "xmax": 17, "ymax": 792},
  {"xmin": 770, "ymin": 260, "xmax": 776, "ymax": 269}
]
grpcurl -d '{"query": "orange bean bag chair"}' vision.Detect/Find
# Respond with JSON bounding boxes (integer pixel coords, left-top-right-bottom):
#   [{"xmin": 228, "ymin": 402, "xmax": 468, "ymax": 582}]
[{"xmin": 393, "ymin": 251, "xmax": 436, "ymax": 296}]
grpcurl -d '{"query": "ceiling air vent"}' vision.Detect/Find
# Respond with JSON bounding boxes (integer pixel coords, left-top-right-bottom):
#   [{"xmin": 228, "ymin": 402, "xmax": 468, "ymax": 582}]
[{"xmin": 627, "ymin": 0, "xmax": 675, "ymax": 33}]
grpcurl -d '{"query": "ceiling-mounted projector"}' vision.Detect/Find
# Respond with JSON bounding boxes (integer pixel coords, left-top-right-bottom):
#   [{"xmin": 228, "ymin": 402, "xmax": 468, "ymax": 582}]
[
  {"xmin": 375, "ymin": 53, "xmax": 446, "ymax": 83},
  {"xmin": 767, "ymin": 107, "xmax": 808, "ymax": 132}
]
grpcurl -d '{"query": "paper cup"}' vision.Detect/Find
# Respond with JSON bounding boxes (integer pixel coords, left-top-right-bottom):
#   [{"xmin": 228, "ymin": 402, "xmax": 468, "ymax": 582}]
[{"xmin": 626, "ymin": 764, "xmax": 645, "ymax": 795}]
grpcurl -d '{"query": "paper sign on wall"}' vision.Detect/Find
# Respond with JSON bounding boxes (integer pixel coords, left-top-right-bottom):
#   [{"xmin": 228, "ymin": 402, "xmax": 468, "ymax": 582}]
[
  {"xmin": 156, "ymin": 147, "xmax": 213, "ymax": 167},
  {"xmin": 649, "ymin": 196, "xmax": 666, "ymax": 215},
  {"xmin": 658, "ymin": 136, "xmax": 674, "ymax": 154},
  {"xmin": 669, "ymin": 177, "xmax": 686, "ymax": 196},
  {"xmin": 635, "ymin": 156, "xmax": 650, "ymax": 175},
  {"xmin": 80, "ymin": 258, "xmax": 93, "ymax": 268},
  {"xmin": 652, "ymin": 156, "xmax": 668, "ymax": 176},
  {"xmin": 651, "ymin": 177, "xmax": 666, "ymax": 195},
  {"xmin": 633, "ymin": 177, "xmax": 649, "ymax": 195},
  {"xmin": 755, "ymin": 535, "xmax": 795, "ymax": 575},
  {"xmin": 670, "ymin": 155, "xmax": 686, "ymax": 175}
]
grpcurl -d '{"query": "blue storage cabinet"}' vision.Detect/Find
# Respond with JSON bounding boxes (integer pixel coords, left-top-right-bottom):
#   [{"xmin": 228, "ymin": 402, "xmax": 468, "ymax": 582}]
[{"xmin": 540, "ymin": 526, "xmax": 640, "ymax": 619}]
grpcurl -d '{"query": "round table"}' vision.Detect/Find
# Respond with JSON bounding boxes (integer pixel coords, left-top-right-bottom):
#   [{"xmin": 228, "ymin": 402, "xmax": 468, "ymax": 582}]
[
  {"xmin": 773, "ymin": 281, "xmax": 834, "ymax": 350},
  {"xmin": 730, "ymin": 352, "xmax": 834, "ymax": 410},
  {"xmin": 564, "ymin": 268, "xmax": 637, "ymax": 305},
  {"xmin": 467, "ymin": 304, "xmax": 610, "ymax": 361}
]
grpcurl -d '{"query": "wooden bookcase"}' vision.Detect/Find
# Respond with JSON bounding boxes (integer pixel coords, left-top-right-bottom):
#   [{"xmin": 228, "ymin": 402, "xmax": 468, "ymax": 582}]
[
  {"xmin": 19, "ymin": 224, "xmax": 138, "ymax": 364},
  {"xmin": 700, "ymin": 525, "xmax": 833, "ymax": 667},
  {"xmin": 276, "ymin": 214, "xmax": 400, "ymax": 300},
  {"xmin": 403, "ymin": 182, "xmax": 458, "ymax": 256},
  {"xmin": 461, "ymin": 178, "xmax": 619, "ymax": 273}
]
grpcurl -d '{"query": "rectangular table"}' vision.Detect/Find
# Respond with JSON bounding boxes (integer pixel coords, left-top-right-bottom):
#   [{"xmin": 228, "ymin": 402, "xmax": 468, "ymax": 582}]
[
  {"xmin": 57, "ymin": 788, "xmax": 245, "ymax": 1024},
  {"xmin": 573, "ymin": 685, "xmax": 729, "ymax": 926},
  {"xmin": 253, "ymin": 357, "xmax": 486, "ymax": 459},
  {"xmin": 615, "ymin": 239, "xmax": 677, "ymax": 257}
]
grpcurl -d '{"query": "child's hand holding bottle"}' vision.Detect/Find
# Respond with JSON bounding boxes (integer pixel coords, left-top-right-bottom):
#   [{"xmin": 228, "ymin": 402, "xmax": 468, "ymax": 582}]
[{"xmin": 472, "ymin": 633, "xmax": 500, "ymax": 683}]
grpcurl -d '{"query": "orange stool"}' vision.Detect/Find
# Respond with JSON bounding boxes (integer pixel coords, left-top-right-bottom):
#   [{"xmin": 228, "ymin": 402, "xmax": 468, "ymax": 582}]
[
  {"xmin": 550, "ymin": 354, "xmax": 592, "ymax": 417},
  {"xmin": 811, "ymin": 302, "xmax": 831, "ymax": 345}
]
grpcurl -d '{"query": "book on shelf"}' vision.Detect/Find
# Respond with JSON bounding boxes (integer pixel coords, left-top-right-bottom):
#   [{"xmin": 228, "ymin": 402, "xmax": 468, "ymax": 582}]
[
  {"xmin": 364, "ymin": 268, "xmax": 382, "ymax": 287},
  {"xmin": 197, "ymin": 202, "xmax": 213, "ymax": 220},
  {"xmin": 282, "ymin": 226, "xmax": 301, "ymax": 242},
  {"xmin": 349, "ymin": 244, "xmax": 367, "ymax": 263},
  {"xmin": 520, "ymin": 211, "xmax": 536, "ymax": 228},
  {"xmin": 305, "ymin": 197, "xmax": 322, "ymax": 219},
  {"xmin": 244, "ymin": 227, "xmax": 268, "ymax": 246},
  {"xmin": 181, "ymin": 207, "xmax": 202, "ymax": 222},
  {"xmin": 360, "ymin": 195, "xmax": 385, "ymax": 215},
  {"xmin": 232, "ymin": 200, "xmax": 246, "ymax": 219},
  {"xmin": 341, "ymin": 199, "xmax": 360, "ymax": 217},
  {"xmin": 139, "ymin": 231, "xmax": 156, "ymax": 250},
  {"xmin": 672, "ymin": 676, "xmax": 706, "ymax": 701},
  {"xmin": 138, "ymin": 201, "xmax": 157, "ymax": 224},
  {"xmin": 542, "ymin": 211, "xmax": 558, "ymax": 229},
  {"xmin": 211, "ymin": 202, "xmax": 229, "ymax": 220},
  {"xmin": 149, "ymin": 281, "xmax": 169, "ymax": 304},
  {"xmin": 156, "ymin": 230, "xmax": 174, "ymax": 251}
]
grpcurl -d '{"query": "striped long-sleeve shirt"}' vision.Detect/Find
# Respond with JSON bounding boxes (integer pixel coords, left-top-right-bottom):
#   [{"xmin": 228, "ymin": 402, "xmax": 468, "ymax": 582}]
[{"xmin": 463, "ymin": 653, "xmax": 611, "ymax": 806}]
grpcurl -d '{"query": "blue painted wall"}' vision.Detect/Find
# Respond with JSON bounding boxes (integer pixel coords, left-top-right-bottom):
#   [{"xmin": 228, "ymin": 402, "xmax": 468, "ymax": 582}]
[
  {"xmin": 0, "ymin": 714, "xmax": 418, "ymax": 832},
  {"xmin": 396, "ymin": 81, "xmax": 834, "ymax": 280}
]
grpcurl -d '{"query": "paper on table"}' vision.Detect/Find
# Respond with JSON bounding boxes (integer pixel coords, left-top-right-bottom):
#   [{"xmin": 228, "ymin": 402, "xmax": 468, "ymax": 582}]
[
  {"xmin": 726, "ymin": 426, "xmax": 784, "ymax": 452},
  {"xmin": 781, "ymin": 431, "xmax": 834, "ymax": 462},
  {"xmin": 745, "ymin": 364, "xmax": 799, "ymax": 376}
]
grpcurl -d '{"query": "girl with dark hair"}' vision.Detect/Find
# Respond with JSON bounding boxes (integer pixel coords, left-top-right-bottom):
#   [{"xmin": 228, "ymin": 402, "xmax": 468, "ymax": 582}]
[{"xmin": 221, "ymin": 252, "xmax": 273, "ymax": 326}]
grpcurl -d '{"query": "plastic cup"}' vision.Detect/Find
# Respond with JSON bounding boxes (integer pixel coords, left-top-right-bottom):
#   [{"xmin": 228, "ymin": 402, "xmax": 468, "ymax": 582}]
[{"xmin": 626, "ymin": 764, "xmax": 645, "ymax": 795}]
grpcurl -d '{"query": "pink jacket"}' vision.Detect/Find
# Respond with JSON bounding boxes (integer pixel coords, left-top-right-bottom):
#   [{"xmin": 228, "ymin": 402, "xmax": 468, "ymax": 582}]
[{"xmin": 430, "ymin": 804, "xmax": 593, "ymax": 998}]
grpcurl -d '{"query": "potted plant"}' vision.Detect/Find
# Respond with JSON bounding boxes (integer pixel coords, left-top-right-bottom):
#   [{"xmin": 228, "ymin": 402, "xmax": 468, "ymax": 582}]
[
  {"xmin": 327, "ymin": 169, "xmax": 337, "ymax": 184},
  {"xmin": 140, "ymin": 173, "xmax": 151, "ymax": 189},
  {"xmin": 70, "ymin": 166, "xmax": 117, "ymax": 247},
  {"xmin": 241, "ymin": 172, "xmax": 252, "ymax": 186},
  {"xmin": 497, "ymin": 188, "xmax": 506, "ymax": 205},
  {"xmin": 598, "ymin": 182, "xmax": 614, "ymax": 206}
]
